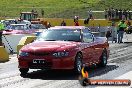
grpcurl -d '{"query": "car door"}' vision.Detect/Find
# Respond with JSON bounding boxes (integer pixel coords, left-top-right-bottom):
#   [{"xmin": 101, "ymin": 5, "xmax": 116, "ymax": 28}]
[
  {"xmin": 92, "ymin": 37, "xmax": 104, "ymax": 62},
  {"xmin": 86, "ymin": 32, "xmax": 103, "ymax": 64},
  {"xmin": 82, "ymin": 29, "xmax": 95, "ymax": 65}
]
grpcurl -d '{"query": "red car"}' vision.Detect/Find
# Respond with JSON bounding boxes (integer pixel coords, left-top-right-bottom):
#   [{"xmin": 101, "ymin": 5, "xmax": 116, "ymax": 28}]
[{"xmin": 18, "ymin": 26, "xmax": 109, "ymax": 75}]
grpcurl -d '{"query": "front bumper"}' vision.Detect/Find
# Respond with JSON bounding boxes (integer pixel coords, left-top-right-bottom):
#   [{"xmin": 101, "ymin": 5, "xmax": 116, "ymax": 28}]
[{"xmin": 18, "ymin": 56, "xmax": 75, "ymax": 70}]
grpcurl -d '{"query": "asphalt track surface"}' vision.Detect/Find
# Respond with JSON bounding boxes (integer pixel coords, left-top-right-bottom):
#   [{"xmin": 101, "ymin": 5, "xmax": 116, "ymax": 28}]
[{"xmin": 0, "ymin": 34, "xmax": 132, "ymax": 88}]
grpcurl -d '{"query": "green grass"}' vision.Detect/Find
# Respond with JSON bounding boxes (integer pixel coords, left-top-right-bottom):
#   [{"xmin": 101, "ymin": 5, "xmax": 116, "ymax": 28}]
[{"xmin": 0, "ymin": 0, "xmax": 131, "ymax": 18}]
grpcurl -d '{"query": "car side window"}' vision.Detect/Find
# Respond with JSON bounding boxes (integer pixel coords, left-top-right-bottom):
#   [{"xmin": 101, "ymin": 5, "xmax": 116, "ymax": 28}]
[{"xmin": 83, "ymin": 29, "xmax": 93, "ymax": 43}]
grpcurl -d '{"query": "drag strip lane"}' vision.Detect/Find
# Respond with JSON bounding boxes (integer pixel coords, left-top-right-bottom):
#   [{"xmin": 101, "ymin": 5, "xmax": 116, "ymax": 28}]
[
  {"xmin": 108, "ymin": 44, "xmax": 132, "ymax": 63},
  {"xmin": 0, "ymin": 43, "xmax": 132, "ymax": 88}
]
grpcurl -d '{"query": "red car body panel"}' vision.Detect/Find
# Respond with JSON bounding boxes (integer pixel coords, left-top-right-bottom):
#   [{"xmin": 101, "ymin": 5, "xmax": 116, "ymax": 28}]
[
  {"xmin": 18, "ymin": 41, "xmax": 79, "ymax": 69},
  {"xmin": 18, "ymin": 26, "xmax": 109, "ymax": 70}
]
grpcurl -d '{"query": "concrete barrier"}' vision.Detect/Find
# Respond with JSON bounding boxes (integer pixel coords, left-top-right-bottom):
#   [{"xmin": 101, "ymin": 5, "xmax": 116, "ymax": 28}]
[
  {"xmin": 17, "ymin": 36, "xmax": 37, "ymax": 54},
  {"xmin": 0, "ymin": 46, "xmax": 9, "ymax": 62},
  {"xmin": 3, "ymin": 34, "xmax": 35, "ymax": 53}
]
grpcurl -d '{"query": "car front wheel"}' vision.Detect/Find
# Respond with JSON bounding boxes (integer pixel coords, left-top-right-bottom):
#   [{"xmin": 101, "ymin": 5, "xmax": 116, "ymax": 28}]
[
  {"xmin": 99, "ymin": 50, "xmax": 107, "ymax": 67},
  {"xmin": 74, "ymin": 53, "xmax": 83, "ymax": 74},
  {"xmin": 19, "ymin": 68, "xmax": 29, "ymax": 75}
]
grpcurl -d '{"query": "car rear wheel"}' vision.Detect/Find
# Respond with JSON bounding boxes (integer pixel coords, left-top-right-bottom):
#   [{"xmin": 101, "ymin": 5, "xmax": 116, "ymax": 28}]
[
  {"xmin": 74, "ymin": 53, "xmax": 82, "ymax": 74},
  {"xmin": 99, "ymin": 50, "xmax": 107, "ymax": 67},
  {"xmin": 19, "ymin": 68, "xmax": 29, "ymax": 75}
]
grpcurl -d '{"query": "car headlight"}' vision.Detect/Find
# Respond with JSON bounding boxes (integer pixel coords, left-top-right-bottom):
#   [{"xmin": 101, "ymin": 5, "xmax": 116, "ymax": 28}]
[
  {"xmin": 53, "ymin": 52, "xmax": 69, "ymax": 57},
  {"xmin": 19, "ymin": 51, "xmax": 29, "ymax": 56}
]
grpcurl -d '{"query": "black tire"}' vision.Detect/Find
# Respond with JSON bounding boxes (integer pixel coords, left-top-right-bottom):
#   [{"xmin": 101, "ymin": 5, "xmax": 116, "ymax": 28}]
[
  {"xmin": 98, "ymin": 50, "xmax": 107, "ymax": 67},
  {"xmin": 74, "ymin": 53, "xmax": 83, "ymax": 74},
  {"xmin": 79, "ymin": 78, "xmax": 88, "ymax": 86},
  {"xmin": 128, "ymin": 31, "xmax": 131, "ymax": 34},
  {"xmin": 126, "ymin": 31, "xmax": 129, "ymax": 34},
  {"xmin": 19, "ymin": 68, "xmax": 29, "ymax": 75},
  {"xmin": 130, "ymin": 30, "xmax": 132, "ymax": 34}
]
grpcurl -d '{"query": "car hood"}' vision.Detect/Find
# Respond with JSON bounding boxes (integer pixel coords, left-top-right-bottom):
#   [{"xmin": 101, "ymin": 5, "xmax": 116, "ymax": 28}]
[
  {"xmin": 21, "ymin": 41, "xmax": 79, "ymax": 53},
  {"xmin": 3, "ymin": 30, "xmax": 24, "ymax": 35}
]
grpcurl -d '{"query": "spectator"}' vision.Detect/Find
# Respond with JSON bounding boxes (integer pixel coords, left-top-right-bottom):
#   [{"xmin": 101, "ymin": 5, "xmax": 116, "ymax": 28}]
[
  {"xmin": 111, "ymin": 22, "xmax": 117, "ymax": 43},
  {"xmin": 125, "ymin": 9, "xmax": 128, "ymax": 20},
  {"xmin": 88, "ymin": 9, "xmax": 93, "ymax": 19},
  {"xmin": 106, "ymin": 27, "xmax": 112, "ymax": 41},
  {"xmin": 104, "ymin": 9, "xmax": 108, "ymax": 19},
  {"xmin": 122, "ymin": 10, "xmax": 125, "ymax": 20},
  {"xmin": 117, "ymin": 20, "xmax": 127, "ymax": 43},
  {"xmin": 111, "ymin": 8, "xmax": 115, "ymax": 19},
  {"xmin": 126, "ymin": 20, "xmax": 132, "ymax": 34},
  {"xmin": 122, "ymin": 9, "xmax": 127, "ymax": 20},
  {"xmin": 108, "ymin": 8, "xmax": 111, "ymax": 20},
  {"xmin": 31, "ymin": 6, "xmax": 35, "ymax": 12},
  {"xmin": 127, "ymin": 20, "xmax": 131, "ymax": 26},
  {"xmin": 35, "ymin": 11, "xmax": 38, "ymax": 17},
  {"xmin": 47, "ymin": 22, "xmax": 51, "ymax": 28},
  {"xmin": 61, "ymin": 20, "xmax": 66, "ymax": 26},
  {"xmin": 119, "ymin": 9, "xmax": 122, "ymax": 20},
  {"xmin": 74, "ymin": 16, "xmax": 79, "ymax": 22},
  {"xmin": 127, "ymin": 9, "xmax": 131, "ymax": 20},
  {"xmin": 31, "ymin": 10, "xmax": 34, "ymax": 13},
  {"xmin": 41, "ymin": 9, "xmax": 44, "ymax": 17},
  {"xmin": 74, "ymin": 20, "xmax": 79, "ymax": 26},
  {"xmin": 115, "ymin": 9, "xmax": 119, "ymax": 19},
  {"xmin": 84, "ymin": 18, "xmax": 89, "ymax": 24}
]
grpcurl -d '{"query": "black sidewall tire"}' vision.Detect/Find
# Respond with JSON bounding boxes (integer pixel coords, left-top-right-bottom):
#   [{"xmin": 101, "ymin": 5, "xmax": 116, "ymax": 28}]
[
  {"xmin": 19, "ymin": 68, "xmax": 29, "ymax": 75},
  {"xmin": 99, "ymin": 50, "xmax": 107, "ymax": 67},
  {"xmin": 74, "ymin": 53, "xmax": 82, "ymax": 74}
]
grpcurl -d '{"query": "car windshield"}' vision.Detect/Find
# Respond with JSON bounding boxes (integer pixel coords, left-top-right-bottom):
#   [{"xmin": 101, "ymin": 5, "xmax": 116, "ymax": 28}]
[
  {"xmin": 31, "ymin": 24, "xmax": 46, "ymax": 29},
  {"xmin": 36, "ymin": 29, "xmax": 81, "ymax": 42},
  {"xmin": 3, "ymin": 20, "xmax": 16, "ymax": 26},
  {"xmin": 6, "ymin": 25, "xmax": 28, "ymax": 30}
]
